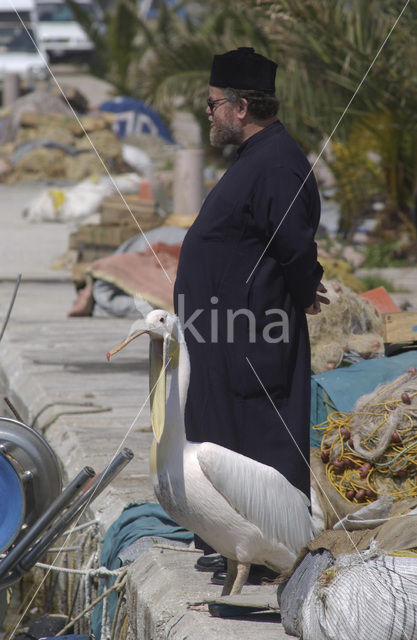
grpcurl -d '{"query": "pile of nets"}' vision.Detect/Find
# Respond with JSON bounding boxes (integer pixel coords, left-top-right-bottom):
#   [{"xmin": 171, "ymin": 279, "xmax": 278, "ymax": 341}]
[
  {"xmin": 313, "ymin": 367, "xmax": 417, "ymax": 504},
  {"xmin": 307, "ymin": 279, "xmax": 383, "ymax": 373}
]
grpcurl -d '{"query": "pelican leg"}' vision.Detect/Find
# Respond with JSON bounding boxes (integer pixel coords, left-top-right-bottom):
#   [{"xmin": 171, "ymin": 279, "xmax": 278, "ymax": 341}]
[
  {"xmin": 230, "ymin": 562, "xmax": 251, "ymax": 595},
  {"xmin": 221, "ymin": 558, "xmax": 238, "ymax": 596}
]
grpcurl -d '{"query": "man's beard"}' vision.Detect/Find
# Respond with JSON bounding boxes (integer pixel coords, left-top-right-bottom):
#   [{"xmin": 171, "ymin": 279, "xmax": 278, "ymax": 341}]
[{"xmin": 210, "ymin": 118, "xmax": 242, "ymax": 148}]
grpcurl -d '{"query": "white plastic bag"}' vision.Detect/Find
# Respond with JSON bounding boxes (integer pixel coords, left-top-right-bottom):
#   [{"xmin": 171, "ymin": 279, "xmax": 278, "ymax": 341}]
[{"xmin": 122, "ymin": 144, "xmax": 152, "ymax": 175}]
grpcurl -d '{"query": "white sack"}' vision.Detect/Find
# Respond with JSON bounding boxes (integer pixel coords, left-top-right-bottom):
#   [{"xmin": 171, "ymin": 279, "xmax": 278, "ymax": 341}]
[
  {"xmin": 25, "ymin": 173, "xmax": 141, "ymax": 223},
  {"xmin": 301, "ymin": 549, "xmax": 417, "ymax": 640}
]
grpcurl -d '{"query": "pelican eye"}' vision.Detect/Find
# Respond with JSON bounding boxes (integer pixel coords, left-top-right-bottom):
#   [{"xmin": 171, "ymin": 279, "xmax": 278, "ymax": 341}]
[{"xmin": 159, "ymin": 316, "xmax": 165, "ymax": 323}]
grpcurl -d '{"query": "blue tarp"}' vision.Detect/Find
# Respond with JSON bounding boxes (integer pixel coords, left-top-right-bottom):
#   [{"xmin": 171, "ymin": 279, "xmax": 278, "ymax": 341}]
[
  {"xmin": 99, "ymin": 97, "xmax": 175, "ymax": 143},
  {"xmin": 92, "ymin": 502, "xmax": 193, "ymax": 639},
  {"xmin": 310, "ymin": 351, "xmax": 417, "ymax": 448}
]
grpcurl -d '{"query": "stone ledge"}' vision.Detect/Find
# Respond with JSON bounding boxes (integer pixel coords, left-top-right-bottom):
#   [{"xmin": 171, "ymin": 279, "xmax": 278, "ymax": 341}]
[{"xmin": 125, "ymin": 547, "xmax": 288, "ymax": 640}]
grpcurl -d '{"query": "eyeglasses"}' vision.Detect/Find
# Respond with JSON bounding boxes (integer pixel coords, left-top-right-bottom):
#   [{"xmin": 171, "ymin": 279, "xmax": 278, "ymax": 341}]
[{"xmin": 206, "ymin": 97, "xmax": 230, "ymax": 114}]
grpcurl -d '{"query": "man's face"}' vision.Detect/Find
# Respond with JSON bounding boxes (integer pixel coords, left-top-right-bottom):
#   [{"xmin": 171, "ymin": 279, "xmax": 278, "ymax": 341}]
[{"xmin": 206, "ymin": 86, "xmax": 243, "ymax": 148}]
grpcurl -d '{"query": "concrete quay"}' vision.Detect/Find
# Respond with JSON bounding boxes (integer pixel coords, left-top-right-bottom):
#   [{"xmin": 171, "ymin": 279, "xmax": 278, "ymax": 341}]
[{"xmin": 0, "ymin": 276, "xmax": 289, "ymax": 639}]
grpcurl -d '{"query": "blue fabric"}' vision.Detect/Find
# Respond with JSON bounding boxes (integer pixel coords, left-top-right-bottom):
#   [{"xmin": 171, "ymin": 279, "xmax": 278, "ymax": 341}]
[
  {"xmin": 0, "ymin": 454, "xmax": 24, "ymax": 553},
  {"xmin": 92, "ymin": 502, "xmax": 193, "ymax": 639},
  {"xmin": 99, "ymin": 97, "xmax": 175, "ymax": 143},
  {"xmin": 310, "ymin": 351, "xmax": 417, "ymax": 448}
]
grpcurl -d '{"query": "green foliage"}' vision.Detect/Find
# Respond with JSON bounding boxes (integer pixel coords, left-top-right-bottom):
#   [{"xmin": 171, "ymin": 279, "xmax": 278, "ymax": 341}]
[
  {"xmin": 362, "ymin": 239, "xmax": 404, "ymax": 268},
  {"xmin": 358, "ymin": 273, "xmax": 404, "ymax": 293},
  {"xmin": 66, "ymin": 0, "xmax": 108, "ymax": 76},
  {"xmin": 330, "ymin": 124, "xmax": 384, "ymax": 238},
  {"xmin": 67, "ymin": 0, "xmax": 156, "ymax": 93},
  {"xmin": 260, "ymin": 0, "xmax": 417, "ymax": 227},
  {"xmin": 106, "ymin": 1, "xmax": 143, "ymax": 91}
]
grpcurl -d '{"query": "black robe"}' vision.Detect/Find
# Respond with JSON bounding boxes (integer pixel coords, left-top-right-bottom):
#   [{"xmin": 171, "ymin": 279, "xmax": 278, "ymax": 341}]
[{"xmin": 174, "ymin": 120, "xmax": 323, "ymax": 504}]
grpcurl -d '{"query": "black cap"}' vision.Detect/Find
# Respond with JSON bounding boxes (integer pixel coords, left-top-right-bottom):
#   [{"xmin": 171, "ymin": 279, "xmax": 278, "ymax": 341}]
[{"xmin": 209, "ymin": 47, "xmax": 277, "ymax": 93}]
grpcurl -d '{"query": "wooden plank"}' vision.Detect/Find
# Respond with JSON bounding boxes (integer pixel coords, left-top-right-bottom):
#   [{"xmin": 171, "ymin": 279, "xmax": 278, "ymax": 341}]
[
  {"xmin": 207, "ymin": 593, "xmax": 280, "ymax": 618},
  {"xmin": 70, "ymin": 217, "xmax": 162, "ymax": 251},
  {"xmin": 101, "ymin": 193, "xmax": 155, "ymax": 208},
  {"xmin": 100, "ymin": 207, "xmax": 156, "ymax": 225},
  {"xmin": 101, "ymin": 194, "xmax": 155, "ymax": 214},
  {"xmin": 75, "ymin": 218, "xmax": 161, "ymax": 248},
  {"xmin": 383, "ymin": 311, "xmax": 417, "ymax": 344},
  {"xmin": 101, "ymin": 197, "xmax": 156, "ymax": 211},
  {"xmin": 76, "ymin": 224, "xmax": 137, "ymax": 247},
  {"xmin": 134, "ymin": 217, "xmax": 163, "ymax": 232},
  {"xmin": 99, "ymin": 194, "xmax": 157, "ymax": 225}
]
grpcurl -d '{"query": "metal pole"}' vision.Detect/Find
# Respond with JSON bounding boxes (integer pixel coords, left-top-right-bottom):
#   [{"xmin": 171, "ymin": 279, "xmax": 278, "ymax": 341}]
[
  {"xmin": 0, "ymin": 274, "xmax": 22, "ymax": 344},
  {"xmin": 2, "ymin": 73, "xmax": 20, "ymax": 107},
  {"xmin": 19, "ymin": 448, "xmax": 134, "ymax": 572},
  {"xmin": 0, "ymin": 466, "xmax": 95, "ymax": 580}
]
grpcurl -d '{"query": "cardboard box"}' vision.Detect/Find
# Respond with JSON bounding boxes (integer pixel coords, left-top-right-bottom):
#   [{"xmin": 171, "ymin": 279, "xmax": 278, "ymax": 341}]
[{"xmin": 382, "ymin": 311, "xmax": 417, "ymax": 344}]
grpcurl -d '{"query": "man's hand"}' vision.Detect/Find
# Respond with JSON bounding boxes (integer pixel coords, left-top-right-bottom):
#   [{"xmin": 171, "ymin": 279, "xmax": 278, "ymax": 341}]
[{"xmin": 304, "ymin": 282, "xmax": 330, "ymax": 315}]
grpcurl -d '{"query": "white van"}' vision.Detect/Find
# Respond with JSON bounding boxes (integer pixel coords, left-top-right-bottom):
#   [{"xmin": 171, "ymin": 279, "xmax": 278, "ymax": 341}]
[
  {"xmin": 36, "ymin": 0, "xmax": 99, "ymax": 60},
  {"xmin": 0, "ymin": 0, "xmax": 49, "ymax": 88}
]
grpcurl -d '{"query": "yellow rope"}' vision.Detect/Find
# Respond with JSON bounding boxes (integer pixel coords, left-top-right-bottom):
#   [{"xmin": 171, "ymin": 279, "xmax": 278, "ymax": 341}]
[
  {"xmin": 313, "ymin": 389, "xmax": 417, "ymax": 504},
  {"xmin": 389, "ymin": 549, "xmax": 417, "ymax": 557}
]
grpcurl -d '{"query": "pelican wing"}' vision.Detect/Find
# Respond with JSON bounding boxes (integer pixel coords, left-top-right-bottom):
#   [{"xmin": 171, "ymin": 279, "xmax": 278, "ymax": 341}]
[{"xmin": 197, "ymin": 442, "xmax": 313, "ymax": 554}]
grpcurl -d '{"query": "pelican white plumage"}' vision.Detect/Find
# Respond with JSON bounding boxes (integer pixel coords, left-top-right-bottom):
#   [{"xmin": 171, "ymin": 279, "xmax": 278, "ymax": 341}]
[{"xmin": 108, "ymin": 309, "xmax": 315, "ymax": 595}]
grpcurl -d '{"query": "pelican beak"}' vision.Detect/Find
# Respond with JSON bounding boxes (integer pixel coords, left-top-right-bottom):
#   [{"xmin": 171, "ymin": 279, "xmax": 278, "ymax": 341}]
[
  {"xmin": 167, "ymin": 334, "xmax": 180, "ymax": 369},
  {"xmin": 106, "ymin": 329, "xmax": 149, "ymax": 360},
  {"xmin": 107, "ymin": 327, "xmax": 168, "ymax": 444},
  {"xmin": 149, "ymin": 336, "xmax": 166, "ymax": 443}
]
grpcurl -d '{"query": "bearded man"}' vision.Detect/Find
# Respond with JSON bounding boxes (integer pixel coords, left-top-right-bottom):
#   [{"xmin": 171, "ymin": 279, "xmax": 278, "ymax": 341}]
[{"xmin": 174, "ymin": 48, "xmax": 327, "ymax": 571}]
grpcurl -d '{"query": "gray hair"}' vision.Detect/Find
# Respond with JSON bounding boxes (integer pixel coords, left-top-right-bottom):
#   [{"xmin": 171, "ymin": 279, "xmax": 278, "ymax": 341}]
[{"xmin": 223, "ymin": 88, "xmax": 280, "ymax": 121}]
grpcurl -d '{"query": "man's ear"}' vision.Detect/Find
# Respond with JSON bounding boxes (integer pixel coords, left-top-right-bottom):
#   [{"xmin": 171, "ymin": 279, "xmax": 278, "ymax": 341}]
[{"xmin": 236, "ymin": 98, "xmax": 248, "ymax": 121}]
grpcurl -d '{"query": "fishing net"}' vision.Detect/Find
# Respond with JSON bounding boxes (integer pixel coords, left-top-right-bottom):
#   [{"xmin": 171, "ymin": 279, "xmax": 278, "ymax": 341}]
[
  {"xmin": 307, "ymin": 279, "xmax": 383, "ymax": 373},
  {"xmin": 313, "ymin": 367, "xmax": 417, "ymax": 505}
]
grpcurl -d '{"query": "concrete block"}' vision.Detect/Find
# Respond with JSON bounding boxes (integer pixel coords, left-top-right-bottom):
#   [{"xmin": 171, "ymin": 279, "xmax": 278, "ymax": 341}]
[{"xmin": 126, "ymin": 548, "xmax": 288, "ymax": 639}]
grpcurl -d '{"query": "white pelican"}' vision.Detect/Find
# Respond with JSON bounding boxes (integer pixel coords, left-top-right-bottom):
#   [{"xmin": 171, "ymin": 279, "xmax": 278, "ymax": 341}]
[{"xmin": 108, "ymin": 310, "xmax": 315, "ymax": 595}]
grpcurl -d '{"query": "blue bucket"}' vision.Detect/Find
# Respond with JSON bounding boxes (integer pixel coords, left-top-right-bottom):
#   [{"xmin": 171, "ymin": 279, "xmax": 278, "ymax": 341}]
[{"xmin": 0, "ymin": 452, "xmax": 25, "ymax": 553}]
